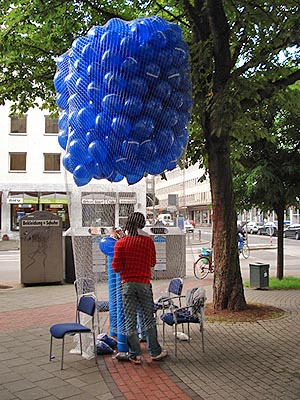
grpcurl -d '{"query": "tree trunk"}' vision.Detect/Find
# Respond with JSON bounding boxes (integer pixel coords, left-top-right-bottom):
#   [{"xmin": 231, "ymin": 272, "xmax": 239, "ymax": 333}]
[
  {"xmin": 206, "ymin": 131, "xmax": 246, "ymax": 311},
  {"xmin": 274, "ymin": 205, "xmax": 284, "ymax": 280}
]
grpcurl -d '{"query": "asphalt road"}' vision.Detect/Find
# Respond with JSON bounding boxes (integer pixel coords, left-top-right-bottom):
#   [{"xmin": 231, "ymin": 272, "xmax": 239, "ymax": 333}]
[
  {"xmin": 186, "ymin": 227, "xmax": 300, "ymax": 279},
  {"xmin": 0, "ymin": 228, "xmax": 299, "ymax": 284}
]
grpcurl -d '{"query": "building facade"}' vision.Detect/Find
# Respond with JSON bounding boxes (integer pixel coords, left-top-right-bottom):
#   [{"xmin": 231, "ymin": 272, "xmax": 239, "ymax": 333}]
[
  {"xmin": 152, "ymin": 163, "xmax": 213, "ymax": 226},
  {"xmin": 0, "ymin": 103, "xmax": 146, "ymax": 239}
]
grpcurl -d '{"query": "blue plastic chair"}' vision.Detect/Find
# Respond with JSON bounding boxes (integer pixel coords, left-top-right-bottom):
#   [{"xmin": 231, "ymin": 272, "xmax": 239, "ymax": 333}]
[
  {"xmin": 160, "ymin": 287, "xmax": 206, "ymax": 356},
  {"xmin": 49, "ymin": 295, "xmax": 97, "ymax": 370},
  {"xmin": 153, "ymin": 277, "xmax": 184, "ymax": 316}
]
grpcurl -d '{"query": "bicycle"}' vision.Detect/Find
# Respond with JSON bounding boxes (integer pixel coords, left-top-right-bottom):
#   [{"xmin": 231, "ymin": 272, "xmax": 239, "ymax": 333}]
[
  {"xmin": 193, "ymin": 247, "xmax": 214, "ymax": 279},
  {"xmin": 238, "ymin": 235, "xmax": 250, "ymax": 259}
]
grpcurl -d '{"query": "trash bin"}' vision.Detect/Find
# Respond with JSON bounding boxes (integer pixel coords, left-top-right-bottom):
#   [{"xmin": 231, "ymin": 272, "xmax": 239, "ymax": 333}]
[
  {"xmin": 249, "ymin": 262, "xmax": 270, "ymax": 288},
  {"xmin": 143, "ymin": 226, "xmax": 186, "ymax": 279},
  {"xmin": 20, "ymin": 211, "xmax": 64, "ymax": 284}
]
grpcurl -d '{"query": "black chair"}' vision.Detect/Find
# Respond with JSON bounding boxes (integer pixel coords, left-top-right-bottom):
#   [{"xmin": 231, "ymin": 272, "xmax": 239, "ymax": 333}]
[
  {"xmin": 160, "ymin": 287, "xmax": 206, "ymax": 356},
  {"xmin": 153, "ymin": 277, "xmax": 184, "ymax": 317},
  {"xmin": 49, "ymin": 295, "xmax": 97, "ymax": 370}
]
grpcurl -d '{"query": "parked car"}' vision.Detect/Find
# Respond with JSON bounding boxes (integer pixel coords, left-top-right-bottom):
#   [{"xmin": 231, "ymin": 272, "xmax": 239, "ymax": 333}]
[
  {"xmin": 184, "ymin": 220, "xmax": 194, "ymax": 233},
  {"xmin": 284, "ymin": 224, "xmax": 300, "ymax": 240},
  {"xmin": 245, "ymin": 222, "xmax": 261, "ymax": 234},
  {"xmin": 257, "ymin": 222, "xmax": 278, "ymax": 236}
]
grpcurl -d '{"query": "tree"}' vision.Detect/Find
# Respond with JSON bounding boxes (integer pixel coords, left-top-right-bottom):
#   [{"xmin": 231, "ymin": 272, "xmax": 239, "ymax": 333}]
[
  {"xmin": 0, "ymin": 1, "xmax": 299, "ymax": 310},
  {"xmin": 234, "ymin": 88, "xmax": 300, "ymax": 279}
]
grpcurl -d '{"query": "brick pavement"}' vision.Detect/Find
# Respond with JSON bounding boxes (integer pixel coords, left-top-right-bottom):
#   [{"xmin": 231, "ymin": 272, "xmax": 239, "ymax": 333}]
[{"xmin": 0, "ymin": 275, "xmax": 300, "ymax": 399}]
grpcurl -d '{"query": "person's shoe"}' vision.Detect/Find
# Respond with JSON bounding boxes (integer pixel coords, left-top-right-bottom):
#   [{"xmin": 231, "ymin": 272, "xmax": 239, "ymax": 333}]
[
  {"xmin": 129, "ymin": 355, "xmax": 141, "ymax": 365},
  {"xmin": 151, "ymin": 349, "xmax": 168, "ymax": 361}
]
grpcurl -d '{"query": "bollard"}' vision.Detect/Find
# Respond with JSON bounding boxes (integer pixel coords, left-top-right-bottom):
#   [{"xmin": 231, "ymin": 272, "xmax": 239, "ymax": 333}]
[{"xmin": 199, "ymin": 230, "xmax": 201, "ymax": 242}]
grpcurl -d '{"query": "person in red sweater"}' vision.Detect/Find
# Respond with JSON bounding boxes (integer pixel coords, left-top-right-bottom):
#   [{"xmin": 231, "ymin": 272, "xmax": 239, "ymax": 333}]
[{"xmin": 112, "ymin": 212, "xmax": 167, "ymax": 364}]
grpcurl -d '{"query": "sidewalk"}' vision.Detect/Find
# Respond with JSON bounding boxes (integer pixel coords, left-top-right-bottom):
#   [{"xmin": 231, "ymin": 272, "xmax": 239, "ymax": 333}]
[{"xmin": 0, "ymin": 275, "xmax": 300, "ymax": 400}]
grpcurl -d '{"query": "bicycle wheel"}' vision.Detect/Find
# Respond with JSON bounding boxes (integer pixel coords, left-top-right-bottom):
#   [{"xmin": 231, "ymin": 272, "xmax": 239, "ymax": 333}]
[
  {"xmin": 194, "ymin": 257, "xmax": 210, "ymax": 279},
  {"xmin": 242, "ymin": 245, "xmax": 250, "ymax": 259}
]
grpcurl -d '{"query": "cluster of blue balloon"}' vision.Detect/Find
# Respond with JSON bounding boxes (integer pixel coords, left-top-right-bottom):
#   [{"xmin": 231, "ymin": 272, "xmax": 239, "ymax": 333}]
[{"xmin": 54, "ymin": 16, "xmax": 192, "ymax": 186}]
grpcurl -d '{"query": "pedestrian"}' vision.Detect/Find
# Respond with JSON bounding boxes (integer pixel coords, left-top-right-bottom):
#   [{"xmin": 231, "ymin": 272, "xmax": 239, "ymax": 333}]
[{"xmin": 112, "ymin": 212, "xmax": 167, "ymax": 364}]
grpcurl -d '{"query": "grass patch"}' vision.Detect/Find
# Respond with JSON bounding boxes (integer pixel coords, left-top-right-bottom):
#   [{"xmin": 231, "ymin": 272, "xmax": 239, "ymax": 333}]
[{"xmin": 244, "ymin": 276, "xmax": 300, "ymax": 289}]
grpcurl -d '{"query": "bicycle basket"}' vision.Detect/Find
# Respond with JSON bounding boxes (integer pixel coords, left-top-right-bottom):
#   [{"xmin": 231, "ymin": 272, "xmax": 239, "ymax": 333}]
[{"xmin": 201, "ymin": 248, "xmax": 211, "ymax": 257}]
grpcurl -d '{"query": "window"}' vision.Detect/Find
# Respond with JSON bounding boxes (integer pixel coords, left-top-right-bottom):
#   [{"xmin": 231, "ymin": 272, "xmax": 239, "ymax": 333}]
[
  {"xmin": 9, "ymin": 153, "xmax": 27, "ymax": 171},
  {"xmin": 10, "ymin": 115, "xmax": 27, "ymax": 134},
  {"xmin": 44, "ymin": 153, "xmax": 61, "ymax": 171},
  {"xmin": 45, "ymin": 115, "xmax": 59, "ymax": 134}
]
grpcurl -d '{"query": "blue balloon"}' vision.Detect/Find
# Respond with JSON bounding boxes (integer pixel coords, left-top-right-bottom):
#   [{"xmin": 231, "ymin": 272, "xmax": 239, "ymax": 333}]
[
  {"xmin": 111, "ymin": 116, "xmax": 132, "ymax": 137},
  {"xmin": 123, "ymin": 96, "xmax": 143, "ymax": 117},
  {"xmin": 129, "ymin": 20, "xmax": 151, "ymax": 44},
  {"xmin": 144, "ymin": 63, "xmax": 161, "ymax": 82},
  {"xmin": 99, "ymin": 236, "xmax": 117, "ymax": 256},
  {"xmin": 100, "ymin": 31, "xmax": 121, "ymax": 50},
  {"xmin": 169, "ymin": 91, "xmax": 184, "ymax": 109},
  {"xmin": 95, "ymin": 112, "xmax": 113, "ymax": 135},
  {"xmin": 58, "ymin": 130, "xmax": 69, "ymax": 150},
  {"xmin": 121, "ymin": 57, "xmax": 140, "ymax": 76},
  {"xmin": 106, "ymin": 18, "xmax": 129, "ymax": 35},
  {"xmin": 126, "ymin": 172, "xmax": 145, "ymax": 185},
  {"xmin": 173, "ymin": 112, "xmax": 190, "ymax": 132},
  {"xmin": 87, "ymin": 81, "xmax": 104, "ymax": 103},
  {"xmin": 120, "ymin": 37, "xmax": 138, "ymax": 57},
  {"xmin": 101, "ymin": 94, "xmax": 124, "ymax": 114},
  {"xmin": 127, "ymin": 77, "xmax": 148, "ymax": 97},
  {"xmin": 122, "ymin": 139, "xmax": 140, "ymax": 158},
  {"xmin": 153, "ymin": 129, "xmax": 174, "ymax": 154},
  {"xmin": 56, "ymin": 92, "xmax": 68, "ymax": 110},
  {"xmin": 58, "ymin": 111, "xmax": 68, "ymax": 130},
  {"xmin": 149, "ymin": 30, "xmax": 167, "ymax": 49},
  {"xmin": 77, "ymin": 107, "xmax": 96, "ymax": 130},
  {"xmin": 139, "ymin": 139, "xmax": 156, "ymax": 160},
  {"xmin": 154, "ymin": 81, "xmax": 172, "ymax": 101},
  {"xmin": 88, "ymin": 139, "xmax": 108, "ymax": 163},
  {"xmin": 73, "ymin": 164, "xmax": 93, "ymax": 186},
  {"xmin": 54, "ymin": 70, "xmax": 67, "ymax": 94},
  {"xmin": 132, "ymin": 117, "xmax": 155, "ymax": 140},
  {"xmin": 68, "ymin": 139, "xmax": 91, "ymax": 163},
  {"xmin": 63, "ymin": 153, "xmax": 78, "ymax": 173},
  {"xmin": 164, "ymin": 24, "xmax": 182, "ymax": 43},
  {"xmin": 166, "ymin": 67, "xmax": 181, "ymax": 88},
  {"xmin": 86, "ymin": 129, "xmax": 102, "ymax": 144},
  {"xmin": 87, "ymin": 62, "xmax": 104, "ymax": 81},
  {"xmin": 72, "ymin": 36, "xmax": 90, "ymax": 53},
  {"xmin": 103, "ymin": 72, "xmax": 127, "ymax": 92},
  {"xmin": 160, "ymin": 108, "xmax": 179, "ymax": 127},
  {"xmin": 81, "ymin": 43, "xmax": 96, "ymax": 61},
  {"xmin": 101, "ymin": 50, "xmax": 122, "ymax": 70},
  {"xmin": 143, "ymin": 98, "xmax": 163, "ymax": 118},
  {"xmin": 87, "ymin": 25, "xmax": 106, "ymax": 39},
  {"xmin": 145, "ymin": 158, "xmax": 165, "ymax": 175}
]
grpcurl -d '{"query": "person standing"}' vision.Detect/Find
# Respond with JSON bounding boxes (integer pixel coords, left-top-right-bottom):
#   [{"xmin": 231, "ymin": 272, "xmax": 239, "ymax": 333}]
[{"xmin": 112, "ymin": 212, "xmax": 167, "ymax": 364}]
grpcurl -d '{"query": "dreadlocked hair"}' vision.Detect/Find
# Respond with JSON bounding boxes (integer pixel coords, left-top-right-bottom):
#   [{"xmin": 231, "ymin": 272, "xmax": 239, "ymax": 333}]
[{"xmin": 125, "ymin": 212, "xmax": 146, "ymax": 236}]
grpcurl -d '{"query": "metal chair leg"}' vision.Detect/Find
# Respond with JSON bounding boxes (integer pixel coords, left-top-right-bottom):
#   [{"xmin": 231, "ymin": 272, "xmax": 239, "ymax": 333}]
[
  {"xmin": 61, "ymin": 337, "xmax": 65, "ymax": 370},
  {"xmin": 49, "ymin": 336, "xmax": 53, "ymax": 361}
]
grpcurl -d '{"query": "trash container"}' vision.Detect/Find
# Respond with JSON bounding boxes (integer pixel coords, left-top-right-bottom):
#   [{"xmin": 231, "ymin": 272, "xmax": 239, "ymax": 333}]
[
  {"xmin": 20, "ymin": 211, "xmax": 64, "ymax": 284},
  {"xmin": 249, "ymin": 262, "xmax": 270, "ymax": 288},
  {"xmin": 143, "ymin": 226, "xmax": 186, "ymax": 279}
]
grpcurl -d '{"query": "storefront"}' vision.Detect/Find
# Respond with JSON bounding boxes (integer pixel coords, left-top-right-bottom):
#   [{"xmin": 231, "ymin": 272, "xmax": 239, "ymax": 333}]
[
  {"xmin": 7, "ymin": 192, "xmax": 70, "ymax": 231},
  {"xmin": 39, "ymin": 193, "xmax": 69, "ymax": 229}
]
